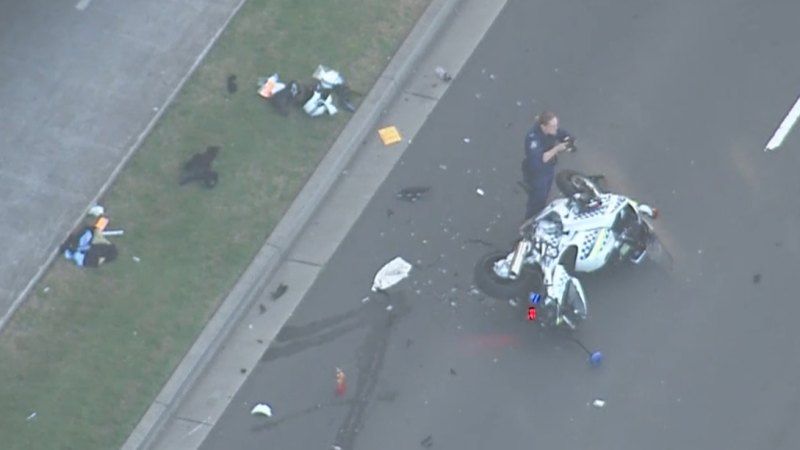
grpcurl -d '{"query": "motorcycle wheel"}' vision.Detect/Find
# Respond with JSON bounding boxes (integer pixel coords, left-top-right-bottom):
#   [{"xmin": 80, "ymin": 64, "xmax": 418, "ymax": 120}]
[
  {"xmin": 473, "ymin": 250, "xmax": 543, "ymax": 300},
  {"xmin": 555, "ymin": 169, "xmax": 594, "ymax": 197}
]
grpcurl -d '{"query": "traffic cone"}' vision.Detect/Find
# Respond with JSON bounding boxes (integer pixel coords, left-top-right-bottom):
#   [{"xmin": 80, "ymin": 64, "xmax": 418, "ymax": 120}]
[{"xmin": 335, "ymin": 368, "xmax": 347, "ymax": 397}]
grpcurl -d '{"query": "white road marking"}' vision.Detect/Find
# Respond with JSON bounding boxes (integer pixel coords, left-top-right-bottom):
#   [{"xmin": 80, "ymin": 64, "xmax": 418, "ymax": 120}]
[
  {"xmin": 75, "ymin": 0, "xmax": 92, "ymax": 11},
  {"xmin": 765, "ymin": 94, "xmax": 800, "ymax": 151}
]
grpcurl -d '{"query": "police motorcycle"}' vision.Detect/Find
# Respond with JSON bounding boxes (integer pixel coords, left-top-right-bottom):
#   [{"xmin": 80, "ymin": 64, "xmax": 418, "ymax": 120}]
[{"xmin": 473, "ymin": 170, "xmax": 671, "ymax": 330}]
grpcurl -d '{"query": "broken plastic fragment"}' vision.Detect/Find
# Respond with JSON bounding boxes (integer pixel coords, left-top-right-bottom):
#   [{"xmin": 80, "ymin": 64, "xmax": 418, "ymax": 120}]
[
  {"xmin": 476, "ymin": 188, "xmax": 485, "ymax": 196},
  {"xmin": 396, "ymin": 186, "xmax": 430, "ymax": 202},
  {"xmin": 463, "ymin": 138, "xmax": 470, "ymax": 143},
  {"xmin": 592, "ymin": 399, "xmax": 606, "ymax": 408},
  {"xmin": 26, "ymin": 412, "xmax": 37, "ymax": 420},
  {"xmin": 251, "ymin": 403, "xmax": 273, "ymax": 417},
  {"xmin": 372, "ymin": 257, "xmax": 412, "ymax": 292}
]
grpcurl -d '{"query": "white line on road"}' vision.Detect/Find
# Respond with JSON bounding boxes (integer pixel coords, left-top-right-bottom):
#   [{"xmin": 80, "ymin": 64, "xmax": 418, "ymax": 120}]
[
  {"xmin": 765, "ymin": 94, "xmax": 800, "ymax": 151},
  {"xmin": 75, "ymin": 0, "xmax": 92, "ymax": 11}
]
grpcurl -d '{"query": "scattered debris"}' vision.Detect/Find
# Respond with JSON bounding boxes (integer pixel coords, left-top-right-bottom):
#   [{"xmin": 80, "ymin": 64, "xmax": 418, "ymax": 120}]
[
  {"xmin": 270, "ymin": 283, "xmax": 288, "ymax": 300},
  {"xmin": 227, "ymin": 74, "xmax": 238, "ymax": 94},
  {"xmin": 379, "ymin": 126, "xmax": 403, "ymax": 146},
  {"xmin": 386, "ymin": 305, "xmax": 394, "ymax": 311},
  {"xmin": 179, "ymin": 146, "xmax": 219, "ymax": 188},
  {"xmin": 476, "ymin": 188, "xmax": 485, "ymax": 196},
  {"xmin": 434, "ymin": 66, "xmax": 452, "ymax": 82},
  {"xmin": 465, "ymin": 238, "xmax": 493, "ymax": 247},
  {"xmin": 463, "ymin": 138, "xmax": 470, "ymax": 143},
  {"xmin": 132, "ymin": 256, "xmax": 141, "ymax": 263},
  {"xmin": 753, "ymin": 273, "xmax": 761, "ymax": 284},
  {"xmin": 396, "ymin": 186, "xmax": 430, "ymax": 202},
  {"xmin": 386, "ymin": 208, "xmax": 394, "ymax": 218},
  {"xmin": 335, "ymin": 368, "xmax": 347, "ymax": 397},
  {"xmin": 42, "ymin": 286, "xmax": 50, "ymax": 294},
  {"xmin": 257, "ymin": 73, "xmax": 303, "ymax": 116},
  {"xmin": 303, "ymin": 65, "xmax": 357, "ymax": 116},
  {"xmin": 59, "ymin": 212, "xmax": 119, "ymax": 268},
  {"xmin": 421, "ymin": 434, "xmax": 433, "ymax": 448},
  {"xmin": 592, "ymin": 399, "xmax": 606, "ymax": 408},
  {"xmin": 88, "ymin": 205, "xmax": 105, "ymax": 217},
  {"xmin": 438, "ymin": 164, "xmax": 447, "ymax": 170},
  {"xmin": 251, "ymin": 403, "xmax": 273, "ymax": 417},
  {"xmin": 372, "ymin": 257, "xmax": 412, "ymax": 292},
  {"xmin": 259, "ymin": 304, "xmax": 267, "ymax": 315},
  {"xmin": 240, "ymin": 368, "xmax": 247, "ymax": 374},
  {"xmin": 361, "ymin": 296, "xmax": 370, "ymax": 303},
  {"xmin": 102, "ymin": 229, "xmax": 124, "ymax": 237},
  {"xmin": 508, "ymin": 299, "xmax": 518, "ymax": 307},
  {"xmin": 26, "ymin": 412, "xmax": 37, "ymax": 420},
  {"xmin": 450, "ymin": 368, "xmax": 457, "ymax": 376},
  {"xmin": 257, "ymin": 339, "xmax": 264, "ymax": 344}
]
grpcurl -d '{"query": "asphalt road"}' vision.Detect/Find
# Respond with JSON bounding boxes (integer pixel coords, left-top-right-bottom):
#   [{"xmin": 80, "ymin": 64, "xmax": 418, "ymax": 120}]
[
  {"xmin": 0, "ymin": 0, "xmax": 240, "ymax": 325},
  {"xmin": 199, "ymin": 0, "xmax": 800, "ymax": 449}
]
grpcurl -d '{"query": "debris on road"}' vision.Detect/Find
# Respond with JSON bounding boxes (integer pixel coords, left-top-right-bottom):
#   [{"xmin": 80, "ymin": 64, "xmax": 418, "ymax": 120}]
[
  {"xmin": 476, "ymin": 188, "xmax": 485, "ymax": 196},
  {"xmin": 335, "ymin": 368, "xmax": 347, "ymax": 397},
  {"xmin": 592, "ymin": 399, "xmax": 606, "ymax": 408},
  {"xmin": 421, "ymin": 435, "xmax": 433, "ymax": 448},
  {"xmin": 179, "ymin": 146, "xmax": 219, "ymax": 189},
  {"xmin": 450, "ymin": 368, "xmax": 457, "ymax": 376},
  {"xmin": 132, "ymin": 256, "xmax": 141, "ymax": 263},
  {"xmin": 251, "ymin": 403, "xmax": 273, "ymax": 417},
  {"xmin": 396, "ymin": 186, "xmax": 430, "ymax": 202},
  {"xmin": 26, "ymin": 412, "xmax": 37, "ymax": 420},
  {"xmin": 463, "ymin": 137, "xmax": 470, "ymax": 143},
  {"xmin": 753, "ymin": 273, "xmax": 761, "ymax": 284},
  {"xmin": 259, "ymin": 304, "xmax": 267, "ymax": 314},
  {"xmin": 508, "ymin": 298, "xmax": 518, "ymax": 307},
  {"xmin": 434, "ymin": 66, "xmax": 452, "ymax": 82},
  {"xmin": 270, "ymin": 283, "xmax": 288, "ymax": 300},
  {"xmin": 379, "ymin": 125, "xmax": 403, "ymax": 146},
  {"xmin": 372, "ymin": 257, "xmax": 412, "ymax": 292}
]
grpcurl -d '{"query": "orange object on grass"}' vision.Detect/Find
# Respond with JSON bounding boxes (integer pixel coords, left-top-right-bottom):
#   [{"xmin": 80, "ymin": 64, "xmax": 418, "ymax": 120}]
[{"xmin": 94, "ymin": 217, "xmax": 109, "ymax": 231}]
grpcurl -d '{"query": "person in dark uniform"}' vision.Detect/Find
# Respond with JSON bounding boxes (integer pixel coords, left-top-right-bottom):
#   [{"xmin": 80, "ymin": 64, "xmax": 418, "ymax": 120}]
[{"xmin": 520, "ymin": 111, "xmax": 575, "ymax": 222}]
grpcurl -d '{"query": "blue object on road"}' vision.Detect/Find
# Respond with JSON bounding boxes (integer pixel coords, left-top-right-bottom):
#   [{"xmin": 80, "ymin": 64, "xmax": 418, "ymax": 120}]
[
  {"xmin": 529, "ymin": 292, "xmax": 541, "ymax": 305},
  {"xmin": 590, "ymin": 351, "xmax": 603, "ymax": 367}
]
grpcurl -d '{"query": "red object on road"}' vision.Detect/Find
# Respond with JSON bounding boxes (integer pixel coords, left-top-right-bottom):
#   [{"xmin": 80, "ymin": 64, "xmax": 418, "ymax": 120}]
[
  {"xmin": 335, "ymin": 368, "xmax": 347, "ymax": 397},
  {"xmin": 527, "ymin": 306, "xmax": 537, "ymax": 321}
]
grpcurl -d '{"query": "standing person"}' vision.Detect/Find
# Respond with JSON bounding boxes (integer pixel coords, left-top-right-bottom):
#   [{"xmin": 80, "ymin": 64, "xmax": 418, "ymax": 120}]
[{"xmin": 520, "ymin": 111, "xmax": 575, "ymax": 222}]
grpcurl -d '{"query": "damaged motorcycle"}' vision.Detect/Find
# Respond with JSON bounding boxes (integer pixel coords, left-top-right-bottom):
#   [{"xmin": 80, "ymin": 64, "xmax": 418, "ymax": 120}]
[{"xmin": 473, "ymin": 170, "xmax": 672, "ymax": 330}]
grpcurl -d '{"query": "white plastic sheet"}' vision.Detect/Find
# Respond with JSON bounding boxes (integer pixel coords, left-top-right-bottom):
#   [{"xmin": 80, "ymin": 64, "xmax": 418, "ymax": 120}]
[{"xmin": 371, "ymin": 257, "xmax": 412, "ymax": 292}]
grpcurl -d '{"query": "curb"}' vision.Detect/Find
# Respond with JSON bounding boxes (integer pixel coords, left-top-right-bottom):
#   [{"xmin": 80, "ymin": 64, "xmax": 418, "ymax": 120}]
[{"xmin": 121, "ymin": 0, "xmax": 462, "ymax": 449}]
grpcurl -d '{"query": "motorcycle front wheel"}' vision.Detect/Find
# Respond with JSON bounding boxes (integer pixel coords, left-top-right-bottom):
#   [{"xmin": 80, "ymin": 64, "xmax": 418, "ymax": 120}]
[{"xmin": 473, "ymin": 250, "xmax": 543, "ymax": 300}]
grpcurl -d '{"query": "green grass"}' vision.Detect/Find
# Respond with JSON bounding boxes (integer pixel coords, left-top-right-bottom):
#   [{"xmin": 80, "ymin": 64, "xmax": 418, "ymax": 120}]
[{"xmin": 0, "ymin": 0, "xmax": 429, "ymax": 448}]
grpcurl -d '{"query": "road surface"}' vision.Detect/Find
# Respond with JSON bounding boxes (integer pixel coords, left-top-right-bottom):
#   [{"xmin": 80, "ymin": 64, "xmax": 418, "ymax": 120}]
[{"xmin": 199, "ymin": 0, "xmax": 800, "ymax": 448}]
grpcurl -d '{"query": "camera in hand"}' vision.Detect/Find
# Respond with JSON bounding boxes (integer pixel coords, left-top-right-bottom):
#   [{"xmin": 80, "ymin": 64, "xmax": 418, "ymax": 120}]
[{"xmin": 561, "ymin": 135, "xmax": 577, "ymax": 153}]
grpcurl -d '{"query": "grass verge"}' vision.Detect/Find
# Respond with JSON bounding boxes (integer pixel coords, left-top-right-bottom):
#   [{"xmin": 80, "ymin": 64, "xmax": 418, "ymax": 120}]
[{"xmin": 0, "ymin": 0, "xmax": 430, "ymax": 448}]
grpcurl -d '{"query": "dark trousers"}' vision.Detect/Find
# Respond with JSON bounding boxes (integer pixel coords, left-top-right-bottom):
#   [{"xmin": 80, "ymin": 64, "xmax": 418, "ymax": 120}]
[{"xmin": 522, "ymin": 162, "xmax": 554, "ymax": 220}]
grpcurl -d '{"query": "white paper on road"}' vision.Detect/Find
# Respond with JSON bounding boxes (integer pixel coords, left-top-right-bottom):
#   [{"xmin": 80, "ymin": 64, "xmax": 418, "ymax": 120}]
[
  {"xmin": 371, "ymin": 256, "xmax": 412, "ymax": 292},
  {"xmin": 250, "ymin": 403, "xmax": 273, "ymax": 417}
]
